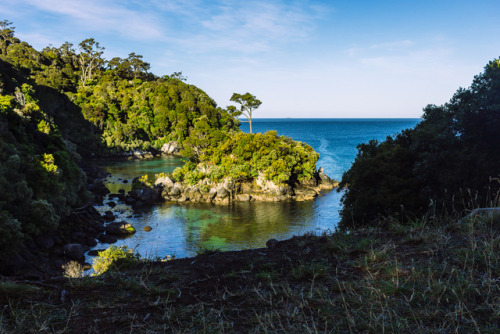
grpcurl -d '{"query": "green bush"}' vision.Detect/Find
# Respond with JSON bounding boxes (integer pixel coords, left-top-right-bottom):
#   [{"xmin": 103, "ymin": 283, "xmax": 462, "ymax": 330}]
[{"xmin": 92, "ymin": 245, "xmax": 140, "ymax": 276}]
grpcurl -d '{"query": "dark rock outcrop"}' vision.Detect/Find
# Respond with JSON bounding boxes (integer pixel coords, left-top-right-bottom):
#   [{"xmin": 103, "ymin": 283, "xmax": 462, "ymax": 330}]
[{"xmin": 105, "ymin": 222, "xmax": 137, "ymax": 235}]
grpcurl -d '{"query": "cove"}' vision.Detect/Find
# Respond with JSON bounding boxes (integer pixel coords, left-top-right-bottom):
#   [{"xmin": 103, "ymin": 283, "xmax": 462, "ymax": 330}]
[
  {"xmin": 91, "ymin": 118, "xmax": 420, "ymax": 259},
  {"xmin": 92, "ymin": 156, "xmax": 342, "ymax": 258}
]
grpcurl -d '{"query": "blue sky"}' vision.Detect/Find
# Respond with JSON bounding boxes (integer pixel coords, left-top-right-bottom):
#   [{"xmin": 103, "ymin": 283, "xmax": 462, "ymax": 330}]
[{"xmin": 1, "ymin": 0, "xmax": 499, "ymax": 117}]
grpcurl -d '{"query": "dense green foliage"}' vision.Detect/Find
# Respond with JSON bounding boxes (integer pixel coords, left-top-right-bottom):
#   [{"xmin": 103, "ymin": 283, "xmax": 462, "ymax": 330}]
[
  {"xmin": 0, "ymin": 62, "xmax": 89, "ymax": 256},
  {"xmin": 0, "ymin": 21, "xmax": 324, "ymax": 259},
  {"xmin": 174, "ymin": 126, "xmax": 319, "ymax": 186},
  {"xmin": 339, "ymin": 59, "xmax": 500, "ymax": 229},
  {"xmin": 74, "ymin": 74, "xmax": 238, "ymax": 152}
]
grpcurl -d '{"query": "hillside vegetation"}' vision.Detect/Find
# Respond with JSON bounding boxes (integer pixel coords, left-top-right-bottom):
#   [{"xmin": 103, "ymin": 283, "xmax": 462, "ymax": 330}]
[
  {"xmin": 0, "ymin": 21, "xmax": 323, "ymax": 262},
  {"xmin": 339, "ymin": 58, "xmax": 500, "ymax": 229}
]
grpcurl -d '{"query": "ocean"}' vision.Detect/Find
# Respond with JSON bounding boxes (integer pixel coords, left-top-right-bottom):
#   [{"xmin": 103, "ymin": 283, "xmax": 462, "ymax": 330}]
[{"xmin": 92, "ymin": 118, "xmax": 421, "ymax": 259}]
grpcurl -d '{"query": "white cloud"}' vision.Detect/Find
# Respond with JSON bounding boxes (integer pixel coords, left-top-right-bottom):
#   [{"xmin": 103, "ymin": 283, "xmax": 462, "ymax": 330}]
[{"xmin": 22, "ymin": 0, "xmax": 165, "ymax": 40}]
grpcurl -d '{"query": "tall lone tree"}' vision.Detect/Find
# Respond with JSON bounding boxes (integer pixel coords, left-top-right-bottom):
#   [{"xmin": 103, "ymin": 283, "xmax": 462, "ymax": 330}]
[
  {"xmin": 0, "ymin": 20, "xmax": 16, "ymax": 52},
  {"xmin": 78, "ymin": 38, "xmax": 104, "ymax": 86},
  {"xmin": 230, "ymin": 92, "xmax": 262, "ymax": 133}
]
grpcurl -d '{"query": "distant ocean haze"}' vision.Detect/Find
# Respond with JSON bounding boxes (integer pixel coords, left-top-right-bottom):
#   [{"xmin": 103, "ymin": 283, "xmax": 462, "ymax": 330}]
[{"xmin": 92, "ymin": 118, "xmax": 420, "ymax": 260}]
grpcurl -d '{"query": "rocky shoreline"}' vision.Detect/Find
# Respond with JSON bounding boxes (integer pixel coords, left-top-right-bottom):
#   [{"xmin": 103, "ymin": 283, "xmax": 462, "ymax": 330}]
[
  {"xmin": 90, "ymin": 141, "xmax": 182, "ymax": 160},
  {"xmin": 126, "ymin": 167, "xmax": 338, "ymax": 206}
]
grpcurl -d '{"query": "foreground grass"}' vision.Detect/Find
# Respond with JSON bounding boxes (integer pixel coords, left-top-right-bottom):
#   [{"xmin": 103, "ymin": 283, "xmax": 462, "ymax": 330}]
[{"xmin": 1, "ymin": 214, "xmax": 499, "ymax": 333}]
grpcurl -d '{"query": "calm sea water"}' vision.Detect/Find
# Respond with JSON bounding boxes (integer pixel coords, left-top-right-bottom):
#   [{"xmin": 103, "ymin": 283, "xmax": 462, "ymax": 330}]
[{"xmin": 92, "ymin": 118, "xmax": 420, "ymax": 259}]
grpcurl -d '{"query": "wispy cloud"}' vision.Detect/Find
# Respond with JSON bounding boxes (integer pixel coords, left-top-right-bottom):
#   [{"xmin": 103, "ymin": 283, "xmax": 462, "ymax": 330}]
[
  {"xmin": 168, "ymin": 0, "xmax": 327, "ymax": 55},
  {"xmin": 9, "ymin": 0, "xmax": 326, "ymax": 60},
  {"xmin": 22, "ymin": 0, "xmax": 164, "ymax": 40}
]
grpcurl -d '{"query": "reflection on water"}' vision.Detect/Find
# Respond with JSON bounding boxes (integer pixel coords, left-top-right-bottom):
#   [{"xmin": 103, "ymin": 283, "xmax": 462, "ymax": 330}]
[{"xmin": 91, "ymin": 156, "xmax": 341, "ymax": 258}]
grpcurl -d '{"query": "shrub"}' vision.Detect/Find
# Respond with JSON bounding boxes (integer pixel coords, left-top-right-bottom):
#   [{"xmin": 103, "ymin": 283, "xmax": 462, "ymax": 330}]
[{"xmin": 92, "ymin": 245, "xmax": 140, "ymax": 275}]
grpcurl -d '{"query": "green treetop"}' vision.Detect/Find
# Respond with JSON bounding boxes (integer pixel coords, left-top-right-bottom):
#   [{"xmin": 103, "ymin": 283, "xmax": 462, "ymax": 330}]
[{"xmin": 230, "ymin": 92, "xmax": 262, "ymax": 133}]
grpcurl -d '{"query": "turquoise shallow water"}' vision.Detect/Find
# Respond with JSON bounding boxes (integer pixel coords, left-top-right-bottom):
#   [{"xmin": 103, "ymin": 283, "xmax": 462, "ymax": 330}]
[{"xmin": 92, "ymin": 118, "xmax": 420, "ymax": 259}]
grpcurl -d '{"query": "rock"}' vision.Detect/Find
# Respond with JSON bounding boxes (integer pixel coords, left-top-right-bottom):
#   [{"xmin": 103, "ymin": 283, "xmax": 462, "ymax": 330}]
[
  {"xmin": 63, "ymin": 244, "xmax": 84, "ymax": 261},
  {"xmin": 107, "ymin": 201, "xmax": 117, "ymax": 208},
  {"xmin": 460, "ymin": 208, "xmax": 500, "ymax": 224},
  {"xmin": 105, "ymin": 222, "xmax": 136, "ymax": 235},
  {"xmin": 87, "ymin": 249, "xmax": 106, "ymax": 256},
  {"xmin": 161, "ymin": 141, "xmax": 181, "ymax": 155},
  {"xmin": 294, "ymin": 188, "xmax": 318, "ymax": 200},
  {"xmin": 155, "ymin": 176, "xmax": 174, "ymax": 188},
  {"xmin": 177, "ymin": 195, "xmax": 189, "ymax": 202},
  {"xmin": 236, "ymin": 194, "xmax": 252, "ymax": 202},
  {"xmin": 122, "ymin": 180, "xmax": 128, "ymax": 184},
  {"xmin": 97, "ymin": 233, "xmax": 118, "ymax": 244},
  {"xmin": 217, "ymin": 188, "xmax": 230, "ymax": 199},
  {"xmin": 86, "ymin": 237, "xmax": 98, "ymax": 247},
  {"xmin": 318, "ymin": 167, "xmax": 331, "ymax": 183},
  {"xmin": 136, "ymin": 187, "xmax": 160, "ymax": 203},
  {"xmin": 208, "ymin": 188, "xmax": 217, "ymax": 200},
  {"xmin": 266, "ymin": 239, "xmax": 279, "ymax": 248},
  {"xmin": 144, "ymin": 226, "xmax": 152, "ymax": 232},
  {"xmin": 83, "ymin": 263, "xmax": 92, "ymax": 270},
  {"xmin": 35, "ymin": 235, "xmax": 55, "ymax": 249},
  {"xmin": 125, "ymin": 196, "xmax": 136, "ymax": 205},
  {"xmin": 169, "ymin": 186, "xmax": 181, "ymax": 196},
  {"xmin": 103, "ymin": 211, "xmax": 115, "ymax": 221}
]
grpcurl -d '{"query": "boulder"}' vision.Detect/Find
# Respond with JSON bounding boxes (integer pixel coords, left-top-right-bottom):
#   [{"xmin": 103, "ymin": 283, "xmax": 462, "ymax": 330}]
[
  {"xmin": 208, "ymin": 188, "xmax": 218, "ymax": 200},
  {"xmin": 105, "ymin": 222, "xmax": 136, "ymax": 235},
  {"xmin": 139, "ymin": 187, "xmax": 159, "ymax": 202},
  {"xmin": 103, "ymin": 211, "xmax": 115, "ymax": 221},
  {"xmin": 161, "ymin": 141, "xmax": 181, "ymax": 155},
  {"xmin": 169, "ymin": 187, "xmax": 181, "ymax": 197},
  {"xmin": 217, "ymin": 188, "xmax": 230, "ymax": 199},
  {"xmin": 144, "ymin": 226, "xmax": 152, "ymax": 232},
  {"xmin": 97, "ymin": 233, "xmax": 118, "ymax": 244},
  {"xmin": 318, "ymin": 167, "xmax": 331, "ymax": 183},
  {"xmin": 155, "ymin": 176, "xmax": 174, "ymax": 188},
  {"xmin": 294, "ymin": 188, "xmax": 318, "ymax": 200},
  {"xmin": 63, "ymin": 244, "xmax": 84, "ymax": 261}
]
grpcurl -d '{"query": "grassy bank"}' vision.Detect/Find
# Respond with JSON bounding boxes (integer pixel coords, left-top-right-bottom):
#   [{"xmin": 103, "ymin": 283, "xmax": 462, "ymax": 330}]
[{"xmin": 1, "ymin": 214, "xmax": 499, "ymax": 333}]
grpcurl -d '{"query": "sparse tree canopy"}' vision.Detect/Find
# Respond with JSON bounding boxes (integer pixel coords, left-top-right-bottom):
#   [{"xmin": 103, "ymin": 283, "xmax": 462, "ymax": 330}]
[
  {"xmin": 78, "ymin": 38, "xmax": 104, "ymax": 86},
  {"xmin": 0, "ymin": 20, "xmax": 16, "ymax": 51},
  {"xmin": 230, "ymin": 92, "xmax": 262, "ymax": 133}
]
